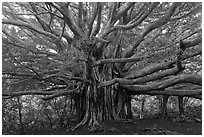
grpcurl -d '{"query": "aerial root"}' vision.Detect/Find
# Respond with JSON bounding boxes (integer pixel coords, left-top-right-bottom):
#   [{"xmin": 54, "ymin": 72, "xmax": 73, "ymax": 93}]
[
  {"xmin": 89, "ymin": 121, "xmax": 107, "ymax": 133},
  {"xmin": 68, "ymin": 113, "xmax": 89, "ymax": 132}
]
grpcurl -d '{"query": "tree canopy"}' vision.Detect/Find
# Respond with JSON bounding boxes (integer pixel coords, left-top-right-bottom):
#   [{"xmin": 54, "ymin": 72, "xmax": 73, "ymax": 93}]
[{"xmin": 2, "ymin": 2, "xmax": 202, "ymax": 130}]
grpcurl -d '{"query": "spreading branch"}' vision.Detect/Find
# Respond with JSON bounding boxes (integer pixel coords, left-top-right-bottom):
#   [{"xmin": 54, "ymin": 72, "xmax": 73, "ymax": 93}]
[
  {"xmin": 93, "ymin": 36, "xmax": 201, "ymax": 67},
  {"xmin": 122, "ymin": 73, "xmax": 202, "ymax": 93},
  {"xmin": 181, "ymin": 37, "xmax": 202, "ymax": 49},
  {"xmin": 88, "ymin": 2, "xmax": 100, "ymax": 36},
  {"xmin": 112, "ymin": 3, "xmax": 159, "ymax": 31},
  {"xmin": 92, "ymin": 55, "xmax": 148, "ymax": 67},
  {"xmin": 124, "ymin": 47, "xmax": 201, "ymax": 79},
  {"xmin": 137, "ymin": 89, "xmax": 202, "ymax": 99},
  {"xmin": 78, "ymin": 2, "xmax": 83, "ymax": 29},
  {"xmin": 125, "ymin": 2, "xmax": 179, "ymax": 58},
  {"xmin": 2, "ymin": 19, "xmax": 59, "ymax": 40},
  {"xmin": 48, "ymin": 2, "xmax": 84, "ymax": 38},
  {"xmin": 3, "ymin": 90, "xmax": 55, "ymax": 97},
  {"xmin": 115, "ymin": 2, "xmax": 135, "ymax": 21},
  {"xmin": 99, "ymin": 65, "xmax": 179, "ymax": 88},
  {"xmin": 91, "ymin": 3, "xmax": 102, "ymax": 37},
  {"xmin": 2, "ymin": 88, "xmax": 80, "ymax": 99},
  {"xmin": 42, "ymin": 89, "xmax": 80, "ymax": 100}
]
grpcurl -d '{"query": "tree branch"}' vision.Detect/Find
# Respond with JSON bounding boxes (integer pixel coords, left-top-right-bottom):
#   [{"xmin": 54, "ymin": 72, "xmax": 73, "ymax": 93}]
[
  {"xmin": 42, "ymin": 74, "xmax": 91, "ymax": 84},
  {"xmin": 93, "ymin": 35, "xmax": 201, "ymax": 68},
  {"xmin": 123, "ymin": 47, "xmax": 201, "ymax": 79},
  {"xmin": 92, "ymin": 55, "xmax": 148, "ymax": 67},
  {"xmin": 42, "ymin": 89, "xmax": 80, "ymax": 100},
  {"xmin": 98, "ymin": 65, "xmax": 179, "ymax": 88},
  {"xmin": 49, "ymin": 2, "xmax": 84, "ymax": 38},
  {"xmin": 3, "ymin": 72, "xmax": 37, "ymax": 78},
  {"xmin": 91, "ymin": 3, "xmax": 102, "ymax": 37},
  {"xmin": 78, "ymin": 2, "xmax": 83, "ymax": 29},
  {"xmin": 125, "ymin": 2, "xmax": 179, "ymax": 58},
  {"xmin": 170, "ymin": 4, "xmax": 202, "ymax": 21},
  {"xmin": 99, "ymin": 3, "xmax": 157, "ymax": 38},
  {"xmin": 2, "ymin": 19, "xmax": 59, "ymax": 40},
  {"xmin": 88, "ymin": 2, "xmax": 100, "ymax": 37},
  {"xmin": 29, "ymin": 2, "xmax": 51, "ymax": 32},
  {"xmin": 3, "ymin": 90, "xmax": 55, "ymax": 97},
  {"xmin": 3, "ymin": 35, "xmax": 38, "ymax": 54},
  {"xmin": 136, "ymin": 89, "xmax": 202, "ymax": 98},
  {"xmin": 182, "ymin": 37, "xmax": 202, "ymax": 49},
  {"xmin": 2, "ymin": 88, "xmax": 80, "ymax": 99},
  {"xmin": 124, "ymin": 59, "xmax": 175, "ymax": 79},
  {"xmin": 115, "ymin": 2, "xmax": 135, "ymax": 22},
  {"xmin": 141, "ymin": 3, "xmax": 179, "ymax": 37},
  {"xmin": 122, "ymin": 73, "xmax": 202, "ymax": 93},
  {"xmin": 114, "ymin": 3, "xmax": 158, "ymax": 30}
]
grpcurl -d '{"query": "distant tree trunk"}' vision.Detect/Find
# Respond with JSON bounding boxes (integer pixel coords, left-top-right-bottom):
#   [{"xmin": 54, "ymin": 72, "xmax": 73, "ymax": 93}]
[
  {"xmin": 126, "ymin": 94, "xmax": 133, "ymax": 119},
  {"xmin": 161, "ymin": 95, "xmax": 169, "ymax": 118},
  {"xmin": 17, "ymin": 97, "xmax": 24, "ymax": 134},
  {"xmin": 161, "ymin": 95, "xmax": 185, "ymax": 118},
  {"xmin": 178, "ymin": 96, "xmax": 184, "ymax": 117},
  {"xmin": 139, "ymin": 96, "xmax": 146, "ymax": 119}
]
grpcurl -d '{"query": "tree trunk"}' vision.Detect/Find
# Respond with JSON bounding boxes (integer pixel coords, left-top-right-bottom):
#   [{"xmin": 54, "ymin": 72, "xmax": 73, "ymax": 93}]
[
  {"xmin": 125, "ymin": 94, "xmax": 133, "ymax": 119},
  {"xmin": 17, "ymin": 97, "xmax": 25, "ymax": 134},
  {"xmin": 140, "ymin": 96, "xmax": 146, "ymax": 119},
  {"xmin": 178, "ymin": 96, "xmax": 184, "ymax": 117},
  {"xmin": 161, "ymin": 95, "xmax": 185, "ymax": 118},
  {"xmin": 161, "ymin": 95, "xmax": 169, "ymax": 118},
  {"xmin": 72, "ymin": 53, "xmax": 131, "ymax": 130}
]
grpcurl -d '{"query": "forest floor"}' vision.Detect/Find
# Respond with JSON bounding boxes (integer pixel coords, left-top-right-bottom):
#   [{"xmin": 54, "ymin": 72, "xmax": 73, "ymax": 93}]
[
  {"xmin": 64, "ymin": 118, "xmax": 202, "ymax": 135},
  {"xmin": 32, "ymin": 115, "xmax": 201, "ymax": 135},
  {"xmin": 18, "ymin": 106, "xmax": 202, "ymax": 135},
  {"xmin": 43, "ymin": 106, "xmax": 202, "ymax": 135}
]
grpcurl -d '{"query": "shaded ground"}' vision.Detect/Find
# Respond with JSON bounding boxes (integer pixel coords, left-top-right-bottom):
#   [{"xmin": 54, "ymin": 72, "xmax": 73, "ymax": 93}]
[
  {"xmin": 29, "ymin": 116, "xmax": 201, "ymax": 135},
  {"xmin": 51, "ymin": 106, "xmax": 203, "ymax": 135},
  {"xmin": 9, "ymin": 105, "xmax": 202, "ymax": 135},
  {"xmin": 65, "ymin": 118, "xmax": 201, "ymax": 135}
]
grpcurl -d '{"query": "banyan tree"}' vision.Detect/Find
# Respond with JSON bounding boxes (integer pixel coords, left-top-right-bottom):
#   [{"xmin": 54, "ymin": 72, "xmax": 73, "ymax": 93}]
[{"xmin": 2, "ymin": 2, "xmax": 202, "ymax": 130}]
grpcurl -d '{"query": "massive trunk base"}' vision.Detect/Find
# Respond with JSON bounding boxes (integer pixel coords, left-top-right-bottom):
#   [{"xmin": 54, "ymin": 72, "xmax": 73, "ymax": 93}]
[{"xmin": 71, "ymin": 84, "xmax": 133, "ymax": 131}]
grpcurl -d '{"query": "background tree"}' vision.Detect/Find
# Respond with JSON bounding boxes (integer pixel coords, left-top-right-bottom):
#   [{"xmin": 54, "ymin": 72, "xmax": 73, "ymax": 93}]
[{"xmin": 2, "ymin": 2, "xmax": 202, "ymax": 131}]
